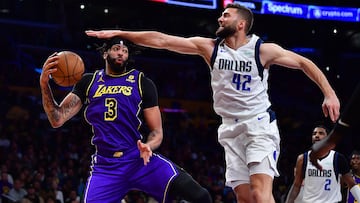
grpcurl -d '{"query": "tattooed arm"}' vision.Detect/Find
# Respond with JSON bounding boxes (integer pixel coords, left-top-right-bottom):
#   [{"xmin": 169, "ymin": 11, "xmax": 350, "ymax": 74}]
[{"xmin": 40, "ymin": 53, "xmax": 83, "ymax": 128}]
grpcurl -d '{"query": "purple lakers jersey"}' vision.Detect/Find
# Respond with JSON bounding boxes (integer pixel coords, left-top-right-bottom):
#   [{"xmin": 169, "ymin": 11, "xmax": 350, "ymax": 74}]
[
  {"xmin": 347, "ymin": 174, "xmax": 360, "ymax": 203},
  {"xmin": 85, "ymin": 69, "xmax": 143, "ymax": 153}
]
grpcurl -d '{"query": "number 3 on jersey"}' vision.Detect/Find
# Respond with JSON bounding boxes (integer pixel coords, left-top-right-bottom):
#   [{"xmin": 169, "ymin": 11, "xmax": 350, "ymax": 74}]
[
  {"xmin": 105, "ymin": 98, "xmax": 117, "ymax": 121},
  {"xmin": 232, "ymin": 73, "xmax": 251, "ymax": 91}
]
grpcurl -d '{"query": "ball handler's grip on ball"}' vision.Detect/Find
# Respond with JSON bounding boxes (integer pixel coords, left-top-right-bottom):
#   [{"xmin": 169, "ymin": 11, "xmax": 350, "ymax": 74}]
[
  {"xmin": 40, "ymin": 52, "xmax": 59, "ymax": 86},
  {"xmin": 50, "ymin": 51, "xmax": 85, "ymax": 87}
]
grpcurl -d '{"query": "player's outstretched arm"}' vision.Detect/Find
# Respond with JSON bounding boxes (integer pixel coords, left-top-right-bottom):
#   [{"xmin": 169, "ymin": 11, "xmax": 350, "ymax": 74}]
[
  {"xmin": 85, "ymin": 30, "xmax": 215, "ymax": 64},
  {"xmin": 260, "ymin": 43, "xmax": 340, "ymax": 122},
  {"xmin": 40, "ymin": 53, "xmax": 82, "ymax": 128}
]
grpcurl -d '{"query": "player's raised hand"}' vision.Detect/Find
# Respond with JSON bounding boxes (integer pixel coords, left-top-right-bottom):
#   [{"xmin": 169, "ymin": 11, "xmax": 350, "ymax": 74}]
[
  {"xmin": 322, "ymin": 94, "xmax": 340, "ymax": 123},
  {"xmin": 137, "ymin": 140, "xmax": 152, "ymax": 166},
  {"xmin": 40, "ymin": 52, "xmax": 58, "ymax": 86},
  {"xmin": 85, "ymin": 30, "xmax": 120, "ymax": 39}
]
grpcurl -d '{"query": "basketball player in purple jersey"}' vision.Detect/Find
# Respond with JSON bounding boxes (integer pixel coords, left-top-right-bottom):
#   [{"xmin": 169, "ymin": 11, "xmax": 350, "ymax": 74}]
[
  {"xmin": 40, "ymin": 37, "xmax": 212, "ymax": 203},
  {"xmin": 347, "ymin": 150, "xmax": 360, "ymax": 203}
]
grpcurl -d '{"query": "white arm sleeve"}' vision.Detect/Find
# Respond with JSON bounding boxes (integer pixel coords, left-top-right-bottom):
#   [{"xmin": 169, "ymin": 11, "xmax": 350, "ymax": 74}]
[{"xmin": 350, "ymin": 185, "xmax": 360, "ymax": 201}]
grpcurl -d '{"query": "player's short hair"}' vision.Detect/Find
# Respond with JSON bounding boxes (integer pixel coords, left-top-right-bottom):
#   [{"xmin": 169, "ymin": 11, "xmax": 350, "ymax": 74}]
[
  {"xmin": 225, "ymin": 3, "xmax": 254, "ymax": 34},
  {"xmin": 351, "ymin": 150, "xmax": 360, "ymax": 156},
  {"xmin": 313, "ymin": 124, "xmax": 329, "ymax": 134},
  {"xmin": 96, "ymin": 37, "xmax": 142, "ymax": 66},
  {"xmin": 99, "ymin": 37, "xmax": 131, "ymax": 53}
]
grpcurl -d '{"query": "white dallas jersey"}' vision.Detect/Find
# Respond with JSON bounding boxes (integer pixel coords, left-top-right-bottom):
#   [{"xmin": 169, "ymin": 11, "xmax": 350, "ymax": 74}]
[
  {"xmin": 210, "ymin": 34, "xmax": 271, "ymax": 119},
  {"xmin": 302, "ymin": 150, "xmax": 342, "ymax": 203}
]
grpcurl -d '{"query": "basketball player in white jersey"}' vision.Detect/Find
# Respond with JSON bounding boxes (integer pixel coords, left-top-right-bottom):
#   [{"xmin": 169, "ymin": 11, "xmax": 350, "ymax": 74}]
[
  {"xmin": 85, "ymin": 3, "xmax": 340, "ymax": 203},
  {"xmin": 285, "ymin": 125, "xmax": 360, "ymax": 203}
]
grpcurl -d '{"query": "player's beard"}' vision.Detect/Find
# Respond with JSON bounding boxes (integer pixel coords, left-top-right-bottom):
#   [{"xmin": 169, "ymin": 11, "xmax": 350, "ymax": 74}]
[
  {"xmin": 216, "ymin": 23, "xmax": 237, "ymax": 38},
  {"xmin": 107, "ymin": 55, "xmax": 128, "ymax": 74}
]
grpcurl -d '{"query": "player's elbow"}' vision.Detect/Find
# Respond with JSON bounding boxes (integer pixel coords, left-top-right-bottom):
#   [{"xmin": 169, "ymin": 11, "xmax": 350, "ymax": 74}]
[
  {"xmin": 49, "ymin": 121, "xmax": 64, "ymax": 129},
  {"xmin": 48, "ymin": 118, "xmax": 65, "ymax": 128},
  {"xmin": 151, "ymin": 129, "xmax": 163, "ymax": 150},
  {"xmin": 155, "ymin": 130, "xmax": 164, "ymax": 144}
]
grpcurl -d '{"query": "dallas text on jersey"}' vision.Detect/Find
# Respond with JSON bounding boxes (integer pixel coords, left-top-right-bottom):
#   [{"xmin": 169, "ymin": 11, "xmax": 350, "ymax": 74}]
[
  {"xmin": 308, "ymin": 169, "xmax": 332, "ymax": 177},
  {"xmin": 218, "ymin": 59, "xmax": 252, "ymax": 72}
]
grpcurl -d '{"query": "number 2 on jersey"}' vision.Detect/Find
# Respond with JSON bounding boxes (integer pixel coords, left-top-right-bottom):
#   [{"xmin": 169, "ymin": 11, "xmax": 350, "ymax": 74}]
[
  {"xmin": 232, "ymin": 73, "xmax": 251, "ymax": 91},
  {"xmin": 324, "ymin": 179, "xmax": 331, "ymax": 191}
]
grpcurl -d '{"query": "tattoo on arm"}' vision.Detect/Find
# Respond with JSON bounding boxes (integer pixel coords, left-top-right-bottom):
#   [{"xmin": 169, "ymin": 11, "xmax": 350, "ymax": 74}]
[
  {"xmin": 41, "ymin": 85, "xmax": 60, "ymax": 122},
  {"xmin": 60, "ymin": 95, "xmax": 80, "ymax": 119},
  {"xmin": 41, "ymin": 84, "xmax": 81, "ymax": 125}
]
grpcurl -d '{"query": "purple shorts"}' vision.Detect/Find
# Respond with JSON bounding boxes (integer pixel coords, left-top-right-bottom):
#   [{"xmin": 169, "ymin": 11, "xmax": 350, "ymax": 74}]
[{"xmin": 83, "ymin": 148, "xmax": 179, "ymax": 203}]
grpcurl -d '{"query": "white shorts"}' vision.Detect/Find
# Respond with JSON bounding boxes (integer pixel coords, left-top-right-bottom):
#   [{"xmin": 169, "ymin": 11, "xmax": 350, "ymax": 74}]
[{"xmin": 218, "ymin": 111, "xmax": 280, "ymax": 188}]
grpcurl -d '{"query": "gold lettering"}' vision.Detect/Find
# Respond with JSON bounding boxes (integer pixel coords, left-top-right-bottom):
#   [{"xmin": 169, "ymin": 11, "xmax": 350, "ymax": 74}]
[
  {"xmin": 94, "ymin": 85, "xmax": 106, "ymax": 97},
  {"xmin": 121, "ymin": 86, "xmax": 132, "ymax": 96},
  {"xmin": 93, "ymin": 85, "xmax": 133, "ymax": 98}
]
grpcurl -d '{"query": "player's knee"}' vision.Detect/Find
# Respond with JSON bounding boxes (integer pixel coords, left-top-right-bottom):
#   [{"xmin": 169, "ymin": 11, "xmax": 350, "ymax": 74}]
[
  {"xmin": 168, "ymin": 168, "xmax": 212, "ymax": 203},
  {"xmin": 236, "ymin": 192, "xmax": 250, "ymax": 203},
  {"xmin": 250, "ymin": 188, "xmax": 261, "ymax": 201},
  {"xmin": 251, "ymin": 188, "xmax": 272, "ymax": 202}
]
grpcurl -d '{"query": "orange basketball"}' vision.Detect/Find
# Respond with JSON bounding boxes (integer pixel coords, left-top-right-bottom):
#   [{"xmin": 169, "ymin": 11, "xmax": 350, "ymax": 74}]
[{"xmin": 51, "ymin": 51, "xmax": 85, "ymax": 87}]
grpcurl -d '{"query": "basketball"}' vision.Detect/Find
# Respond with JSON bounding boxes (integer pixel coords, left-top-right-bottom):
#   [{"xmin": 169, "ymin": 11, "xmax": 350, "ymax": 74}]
[{"xmin": 51, "ymin": 51, "xmax": 85, "ymax": 87}]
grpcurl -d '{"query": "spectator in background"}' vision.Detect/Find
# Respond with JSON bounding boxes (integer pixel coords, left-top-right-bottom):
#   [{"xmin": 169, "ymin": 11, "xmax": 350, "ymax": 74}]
[
  {"xmin": 1, "ymin": 171, "xmax": 13, "ymax": 200},
  {"xmin": 44, "ymin": 196, "xmax": 58, "ymax": 203},
  {"xmin": 21, "ymin": 183, "xmax": 44, "ymax": 203},
  {"xmin": 64, "ymin": 190, "xmax": 79, "ymax": 203},
  {"xmin": 1, "ymin": 165, "xmax": 14, "ymax": 185},
  {"xmin": 6, "ymin": 179, "xmax": 27, "ymax": 203},
  {"xmin": 46, "ymin": 179, "xmax": 63, "ymax": 203}
]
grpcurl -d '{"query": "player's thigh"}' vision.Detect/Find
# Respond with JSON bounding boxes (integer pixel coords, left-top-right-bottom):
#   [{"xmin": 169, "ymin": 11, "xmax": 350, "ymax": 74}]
[
  {"xmin": 84, "ymin": 171, "xmax": 128, "ymax": 203},
  {"xmin": 249, "ymin": 173, "xmax": 273, "ymax": 192},
  {"xmin": 134, "ymin": 154, "xmax": 178, "ymax": 202},
  {"xmin": 248, "ymin": 157, "xmax": 275, "ymax": 200}
]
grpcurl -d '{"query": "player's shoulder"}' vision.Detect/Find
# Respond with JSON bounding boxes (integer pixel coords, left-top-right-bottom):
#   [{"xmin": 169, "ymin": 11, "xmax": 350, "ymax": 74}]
[
  {"xmin": 334, "ymin": 150, "xmax": 347, "ymax": 160},
  {"xmin": 82, "ymin": 72, "xmax": 95, "ymax": 81},
  {"xmin": 297, "ymin": 153, "xmax": 305, "ymax": 162},
  {"xmin": 83, "ymin": 72, "xmax": 94, "ymax": 77},
  {"xmin": 260, "ymin": 42, "xmax": 283, "ymax": 50}
]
